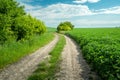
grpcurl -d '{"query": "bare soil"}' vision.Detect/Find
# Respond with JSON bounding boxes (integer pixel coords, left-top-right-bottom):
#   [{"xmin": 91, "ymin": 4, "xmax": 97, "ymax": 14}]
[
  {"xmin": 0, "ymin": 34, "xmax": 59, "ymax": 80},
  {"xmin": 55, "ymin": 35, "xmax": 100, "ymax": 80}
]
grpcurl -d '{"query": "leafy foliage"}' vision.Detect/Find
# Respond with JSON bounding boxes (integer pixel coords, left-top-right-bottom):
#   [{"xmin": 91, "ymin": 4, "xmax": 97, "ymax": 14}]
[
  {"xmin": 57, "ymin": 21, "xmax": 74, "ymax": 32},
  {"xmin": 68, "ymin": 28, "xmax": 120, "ymax": 80},
  {"xmin": 12, "ymin": 15, "xmax": 46, "ymax": 41},
  {"xmin": 0, "ymin": 0, "xmax": 46, "ymax": 44}
]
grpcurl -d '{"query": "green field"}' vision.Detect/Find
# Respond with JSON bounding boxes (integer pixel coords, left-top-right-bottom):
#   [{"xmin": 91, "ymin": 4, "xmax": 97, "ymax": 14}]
[{"xmin": 67, "ymin": 28, "xmax": 120, "ymax": 80}]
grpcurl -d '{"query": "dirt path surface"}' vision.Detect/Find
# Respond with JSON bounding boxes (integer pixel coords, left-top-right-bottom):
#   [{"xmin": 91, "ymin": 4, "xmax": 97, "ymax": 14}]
[
  {"xmin": 0, "ymin": 34, "xmax": 59, "ymax": 80},
  {"xmin": 56, "ymin": 35, "xmax": 92, "ymax": 80}
]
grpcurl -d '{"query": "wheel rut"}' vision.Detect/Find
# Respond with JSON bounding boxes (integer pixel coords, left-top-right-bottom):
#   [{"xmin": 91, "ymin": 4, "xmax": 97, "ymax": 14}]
[
  {"xmin": 0, "ymin": 34, "xmax": 59, "ymax": 80},
  {"xmin": 56, "ymin": 35, "xmax": 91, "ymax": 80}
]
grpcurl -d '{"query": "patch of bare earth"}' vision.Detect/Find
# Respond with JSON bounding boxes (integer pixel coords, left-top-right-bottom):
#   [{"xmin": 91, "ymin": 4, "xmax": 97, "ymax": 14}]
[
  {"xmin": 56, "ymin": 35, "xmax": 100, "ymax": 80},
  {"xmin": 0, "ymin": 34, "xmax": 59, "ymax": 80}
]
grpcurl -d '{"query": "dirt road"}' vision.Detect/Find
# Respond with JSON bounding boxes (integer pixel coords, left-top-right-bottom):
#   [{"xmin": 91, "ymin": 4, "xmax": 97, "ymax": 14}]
[
  {"xmin": 56, "ymin": 35, "xmax": 91, "ymax": 80},
  {"xmin": 0, "ymin": 34, "xmax": 99, "ymax": 80},
  {"xmin": 0, "ymin": 34, "xmax": 59, "ymax": 80}
]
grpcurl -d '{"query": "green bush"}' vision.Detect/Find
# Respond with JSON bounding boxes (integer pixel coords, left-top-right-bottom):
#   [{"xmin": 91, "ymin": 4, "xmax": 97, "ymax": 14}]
[
  {"xmin": 57, "ymin": 21, "xmax": 74, "ymax": 32},
  {"xmin": 0, "ymin": 0, "xmax": 46, "ymax": 44}
]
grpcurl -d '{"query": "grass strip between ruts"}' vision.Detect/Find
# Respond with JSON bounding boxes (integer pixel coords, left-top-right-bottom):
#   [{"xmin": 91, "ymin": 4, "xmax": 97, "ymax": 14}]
[{"xmin": 28, "ymin": 34, "xmax": 66, "ymax": 80}]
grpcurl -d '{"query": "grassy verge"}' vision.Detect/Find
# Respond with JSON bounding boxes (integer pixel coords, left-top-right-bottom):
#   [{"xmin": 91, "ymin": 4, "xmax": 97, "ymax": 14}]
[
  {"xmin": 28, "ymin": 35, "xmax": 66, "ymax": 80},
  {"xmin": 0, "ymin": 32, "xmax": 54, "ymax": 69}
]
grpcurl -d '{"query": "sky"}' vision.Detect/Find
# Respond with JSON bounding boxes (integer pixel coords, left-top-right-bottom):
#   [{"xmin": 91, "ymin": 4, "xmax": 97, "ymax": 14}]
[{"xmin": 17, "ymin": 0, "xmax": 120, "ymax": 28}]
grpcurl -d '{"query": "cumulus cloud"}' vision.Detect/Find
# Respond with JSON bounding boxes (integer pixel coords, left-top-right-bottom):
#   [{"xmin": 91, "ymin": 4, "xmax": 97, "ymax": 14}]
[
  {"xmin": 22, "ymin": 3, "xmax": 120, "ymax": 19},
  {"xmin": 21, "ymin": 2, "xmax": 120, "ymax": 21},
  {"xmin": 23, "ymin": 3, "xmax": 92, "ymax": 19},
  {"xmin": 88, "ymin": 0, "xmax": 100, "ymax": 3},
  {"xmin": 73, "ymin": 0, "xmax": 87, "ymax": 3},
  {"xmin": 21, "ymin": 3, "xmax": 120, "ymax": 27},
  {"xmin": 73, "ymin": 0, "xmax": 100, "ymax": 4},
  {"xmin": 94, "ymin": 6, "xmax": 120, "ymax": 14}
]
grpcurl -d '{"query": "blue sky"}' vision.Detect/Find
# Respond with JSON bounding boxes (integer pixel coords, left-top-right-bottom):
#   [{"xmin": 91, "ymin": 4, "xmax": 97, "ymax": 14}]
[{"xmin": 17, "ymin": 0, "xmax": 120, "ymax": 28}]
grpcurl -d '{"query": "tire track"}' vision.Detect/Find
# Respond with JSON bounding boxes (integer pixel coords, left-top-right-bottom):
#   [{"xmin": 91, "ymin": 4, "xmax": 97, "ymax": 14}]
[
  {"xmin": 56, "ymin": 35, "xmax": 91, "ymax": 80},
  {"xmin": 0, "ymin": 34, "xmax": 59, "ymax": 80}
]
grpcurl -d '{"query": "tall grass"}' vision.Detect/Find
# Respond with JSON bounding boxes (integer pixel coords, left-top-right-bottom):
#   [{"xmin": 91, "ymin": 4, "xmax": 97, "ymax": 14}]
[
  {"xmin": 0, "ymin": 33, "xmax": 54, "ymax": 69},
  {"xmin": 28, "ymin": 35, "xmax": 66, "ymax": 80}
]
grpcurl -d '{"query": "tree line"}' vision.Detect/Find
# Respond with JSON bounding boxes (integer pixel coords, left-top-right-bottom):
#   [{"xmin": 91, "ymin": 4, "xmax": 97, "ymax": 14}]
[{"xmin": 0, "ymin": 0, "xmax": 46, "ymax": 44}]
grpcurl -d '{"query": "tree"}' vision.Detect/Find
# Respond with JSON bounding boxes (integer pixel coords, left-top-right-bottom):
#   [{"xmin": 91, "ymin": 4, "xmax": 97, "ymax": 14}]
[
  {"xmin": 0, "ymin": 0, "xmax": 46, "ymax": 44},
  {"xmin": 0, "ymin": 0, "xmax": 25, "ymax": 43},
  {"xmin": 12, "ymin": 15, "xmax": 46, "ymax": 41},
  {"xmin": 57, "ymin": 21, "xmax": 74, "ymax": 32}
]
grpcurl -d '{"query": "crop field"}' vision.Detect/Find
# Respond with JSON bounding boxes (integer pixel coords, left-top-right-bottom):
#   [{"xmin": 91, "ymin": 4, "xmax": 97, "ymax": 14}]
[{"xmin": 67, "ymin": 28, "xmax": 120, "ymax": 80}]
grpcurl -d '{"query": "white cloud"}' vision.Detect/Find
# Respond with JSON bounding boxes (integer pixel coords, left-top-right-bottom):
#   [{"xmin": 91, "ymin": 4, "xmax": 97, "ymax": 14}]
[
  {"xmin": 88, "ymin": 0, "xmax": 100, "ymax": 3},
  {"xmin": 73, "ymin": 0, "xmax": 87, "ymax": 4},
  {"xmin": 94, "ymin": 6, "xmax": 120, "ymax": 14},
  {"xmin": 21, "ymin": 3, "xmax": 120, "ymax": 27},
  {"xmin": 73, "ymin": 0, "xmax": 100, "ymax": 4},
  {"xmin": 25, "ymin": 3, "xmax": 92, "ymax": 19},
  {"xmin": 22, "ymin": 3, "xmax": 120, "ymax": 19}
]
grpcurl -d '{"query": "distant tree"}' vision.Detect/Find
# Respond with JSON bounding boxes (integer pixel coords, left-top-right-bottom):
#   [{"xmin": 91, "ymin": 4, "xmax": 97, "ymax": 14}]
[
  {"xmin": 63, "ymin": 21, "xmax": 74, "ymax": 29},
  {"xmin": 57, "ymin": 21, "xmax": 74, "ymax": 32}
]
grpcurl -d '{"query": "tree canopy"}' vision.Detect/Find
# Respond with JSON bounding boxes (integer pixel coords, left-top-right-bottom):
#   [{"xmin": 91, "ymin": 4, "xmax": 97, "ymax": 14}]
[
  {"xmin": 57, "ymin": 21, "xmax": 74, "ymax": 32},
  {"xmin": 0, "ymin": 0, "xmax": 46, "ymax": 44}
]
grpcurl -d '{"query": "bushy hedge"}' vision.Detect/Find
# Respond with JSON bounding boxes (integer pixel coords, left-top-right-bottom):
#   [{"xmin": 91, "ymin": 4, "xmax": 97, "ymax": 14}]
[
  {"xmin": 0, "ymin": 0, "xmax": 46, "ymax": 44},
  {"xmin": 12, "ymin": 15, "xmax": 46, "ymax": 41}
]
